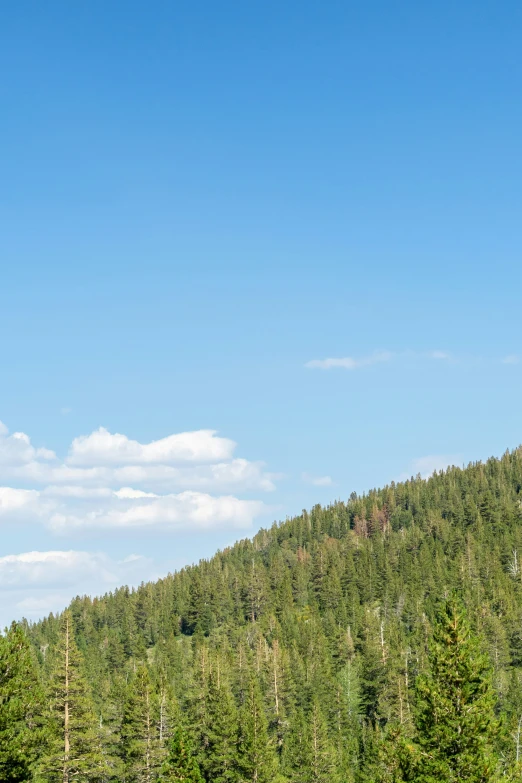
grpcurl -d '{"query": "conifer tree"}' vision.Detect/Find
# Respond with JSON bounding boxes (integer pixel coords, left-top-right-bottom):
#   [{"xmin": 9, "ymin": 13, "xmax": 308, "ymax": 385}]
[
  {"xmin": 414, "ymin": 598, "xmax": 498, "ymax": 783},
  {"xmin": 203, "ymin": 671, "xmax": 239, "ymax": 782},
  {"xmin": 0, "ymin": 622, "xmax": 45, "ymax": 783},
  {"xmin": 36, "ymin": 611, "xmax": 107, "ymax": 783},
  {"xmin": 158, "ymin": 726, "xmax": 204, "ymax": 783},
  {"xmin": 285, "ymin": 699, "xmax": 339, "ymax": 783},
  {"xmin": 307, "ymin": 699, "xmax": 339, "ymax": 783},
  {"xmin": 283, "ymin": 705, "xmax": 307, "ymax": 779},
  {"xmin": 121, "ymin": 664, "xmax": 161, "ymax": 783},
  {"xmin": 238, "ymin": 675, "xmax": 277, "ymax": 783}
]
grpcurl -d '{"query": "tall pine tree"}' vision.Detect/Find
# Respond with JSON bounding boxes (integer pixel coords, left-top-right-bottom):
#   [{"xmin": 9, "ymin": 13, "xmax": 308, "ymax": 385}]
[
  {"xmin": 238, "ymin": 675, "xmax": 277, "ymax": 783},
  {"xmin": 36, "ymin": 611, "xmax": 107, "ymax": 783},
  {"xmin": 203, "ymin": 671, "xmax": 239, "ymax": 783},
  {"xmin": 413, "ymin": 598, "xmax": 498, "ymax": 783},
  {"xmin": 0, "ymin": 623, "xmax": 45, "ymax": 783},
  {"xmin": 121, "ymin": 664, "xmax": 161, "ymax": 783}
]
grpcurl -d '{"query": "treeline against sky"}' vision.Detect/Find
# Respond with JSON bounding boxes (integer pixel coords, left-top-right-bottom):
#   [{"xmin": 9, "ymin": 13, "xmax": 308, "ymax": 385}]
[{"xmin": 4, "ymin": 448, "xmax": 522, "ymax": 781}]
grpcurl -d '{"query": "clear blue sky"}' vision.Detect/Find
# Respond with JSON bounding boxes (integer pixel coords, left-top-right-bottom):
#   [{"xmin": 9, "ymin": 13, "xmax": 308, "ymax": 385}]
[{"xmin": 1, "ymin": 1, "xmax": 521, "ymax": 626}]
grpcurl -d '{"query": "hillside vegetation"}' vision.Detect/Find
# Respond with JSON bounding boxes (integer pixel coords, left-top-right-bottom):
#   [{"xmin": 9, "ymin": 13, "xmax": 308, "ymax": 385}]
[{"xmin": 4, "ymin": 448, "xmax": 522, "ymax": 781}]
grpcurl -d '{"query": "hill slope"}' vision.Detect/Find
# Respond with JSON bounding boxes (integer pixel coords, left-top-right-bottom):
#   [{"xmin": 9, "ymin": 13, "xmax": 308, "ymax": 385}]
[{"xmin": 26, "ymin": 447, "xmax": 522, "ymax": 780}]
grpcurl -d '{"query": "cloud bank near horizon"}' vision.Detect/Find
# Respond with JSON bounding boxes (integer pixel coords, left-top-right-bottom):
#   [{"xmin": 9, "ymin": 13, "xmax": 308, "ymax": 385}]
[{"xmin": 0, "ymin": 422, "xmax": 274, "ymax": 534}]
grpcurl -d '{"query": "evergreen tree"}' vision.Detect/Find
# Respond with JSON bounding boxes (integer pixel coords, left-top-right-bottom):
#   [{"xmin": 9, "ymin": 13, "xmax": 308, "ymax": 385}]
[
  {"xmin": 17, "ymin": 447, "xmax": 522, "ymax": 782},
  {"xmin": 158, "ymin": 726, "xmax": 204, "ymax": 783},
  {"xmin": 203, "ymin": 671, "xmax": 239, "ymax": 782},
  {"xmin": 295, "ymin": 699, "xmax": 339, "ymax": 783},
  {"xmin": 121, "ymin": 664, "xmax": 161, "ymax": 783},
  {"xmin": 0, "ymin": 623, "xmax": 45, "ymax": 782},
  {"xmin": 413, "ymin": 598, "xmax": 498, "ymax": 783},
  {"xmin": 36, "ymin": 611, "xmax": 107, "ymax": 783},
  {"xmin": 283, "ymin": 706, "xmax": 307, "ymax": 780},
  {"xmin": 238, "ymin": 675, "xmax": 277, "ymax": 783}
]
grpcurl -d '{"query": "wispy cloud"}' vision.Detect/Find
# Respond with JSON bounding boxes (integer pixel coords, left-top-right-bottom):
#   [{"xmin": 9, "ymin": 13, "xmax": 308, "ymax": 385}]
[
  {"xmin": 398, "ymin": 454, "xmax": 462, "ymax": 481},
  {"xmin": 305, "ymin": 351, "xmax": 393, "ymax": 370},
  {"xmin": 301, "ymin": 472, "xmax": 333, "ymax": 487},
  {"xmin": 0, "ymin": 549, "xmax": 160, "ymax": 627},
  {"xmin": 428, "ymin": 350, "xmax": 452, "ymax": 361},
  {"xmin": 306, "ymin": 348, "xmax": 517, "ymax": 370}
]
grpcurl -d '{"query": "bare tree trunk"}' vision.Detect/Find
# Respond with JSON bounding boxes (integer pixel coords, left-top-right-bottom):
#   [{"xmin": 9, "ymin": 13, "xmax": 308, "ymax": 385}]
[
  {"xmin": 515, "ymin": 714, "xmax": 522, "ymax": 763},
  {"xmin": 272, "ymin": 640, "xmax": 280, "ymax": 717},
  {"xmin": 63, "ymin": 616, "xmax": 70, "ymax": 783},
  {"xmin": 146, "ymin": 691, "xmax": 151, "ymax": 783}
]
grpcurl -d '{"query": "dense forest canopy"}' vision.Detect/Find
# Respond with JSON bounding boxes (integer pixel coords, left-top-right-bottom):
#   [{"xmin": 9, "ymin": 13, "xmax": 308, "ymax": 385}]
[{"xmin": 4, "ymin": 447, "xmax": 522, "ymax": 781}]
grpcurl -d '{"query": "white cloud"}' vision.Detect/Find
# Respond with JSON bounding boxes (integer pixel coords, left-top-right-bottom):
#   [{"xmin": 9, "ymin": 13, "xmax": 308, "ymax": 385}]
[
  {"xmin": 0, "ymin": 487, "xmax": 40, "ymax": 513},
  {"xmin": 105, "ymin": 458, "xmax": 276, "ymax": 493},
  {"xmin": 4, "ymin": 457, "xmax": 275, "ymax": 494},
  {"xmin": 0, "ymin": 550, "xmax": 119, "ymax": 589},
  {"xmin": 42, "ymin": 485, "xmax": 114, "ymax": 498},
  {"xmin": 2, "ymin": 458, "xmax": 275, "ymax": 495},
  {"xmin": 0, "ymin": 549, "xmax": 159, "ymax": 627},
  {"xmin": 48, "ymin": 491, "xmax": 266, "ymax": 533},
  {"xmin": 114, "ymin": 487, "xmax": 157, "ymax": 499},
  {"xmin": 68, "ymin": 427, "xmax": 235, "ymax": 466},
  {"xmin": 304, "ymin": 348, "xmax": 489, "ymax": 371},
  {"xmin": 0, "ymin": 422, "xmax": 56, "ymax": 465},
  {"xmin": 0, "ymin": 421, "xmax": 273, "ymax": 537},
  {"xmin": 0, "ymin": 420, "xmax": 276, "ymax": 626},
  {"xmin": 398, "ymin": 454, "xmax": 462, "ymax": 481},
  {"xmin": 429, "ymin": 350, "xmax": 452, "ymax": 360},
  {"xmin": 502, "ymin": 355, "xmax": 520, "ymax": 365},
  {"xmin": 305, "ymin": 351, "xmax": 393, "ymax": 370},
  {"xmin": 0, "ymin": 487, "xmax": 55, "ymax": 521},
  {"xmin": 301, "ymin": 472, "xmax": 333, "ymax": 487}
]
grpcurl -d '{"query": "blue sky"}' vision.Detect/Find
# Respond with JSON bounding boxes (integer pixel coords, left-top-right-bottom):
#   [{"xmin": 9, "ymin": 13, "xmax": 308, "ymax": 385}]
[{"xmin": 1, "ymin": 1, "xmax": 521, "ymax": 626}]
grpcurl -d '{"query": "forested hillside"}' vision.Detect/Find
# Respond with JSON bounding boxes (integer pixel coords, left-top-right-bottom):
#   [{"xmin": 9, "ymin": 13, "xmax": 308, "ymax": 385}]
[{"xmin": 5, "ymin": 448, "xmax": 522, "ymax": 781}]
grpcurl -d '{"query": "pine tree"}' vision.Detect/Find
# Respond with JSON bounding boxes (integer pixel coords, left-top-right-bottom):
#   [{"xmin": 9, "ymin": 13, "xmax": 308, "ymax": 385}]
[
  {"xmin": 36, "ymin": 611, "xmax": 107, "ymax": 783},
  {"xmin": 283, "ymin": 706, "xmax": 308, "ymax": 780},
  {"xmin": 121, "ymin": 664, "xmax": 161, "ymax": 783},
  {"xmin": 158, "ymin": 726, "xmax": 204, "ymax": 782},
  {"xmin": 0, "ymin": 623, "xmax": 45, "ymax": 782},
  {"xmin": 238, "ymin": 675, "xmax": 277, "ymax": 783},
  {"xmin": 203, "ymin": 671, "xmax": 239, "ymax": 782},
  {"xmin": 413, "ymin": 598, "xmax": 499, "ymax": 783},
  {"xmin": 306, "ymin": 700, "xmax": 339, "ymax": 783},
  {"xmin": 285, "ymin": 699, "xmax": 339, "ymax": 783}
]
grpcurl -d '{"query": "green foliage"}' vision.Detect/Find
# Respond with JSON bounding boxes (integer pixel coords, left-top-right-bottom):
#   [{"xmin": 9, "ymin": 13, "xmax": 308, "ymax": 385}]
[
  {"xmin": 0, "ymin": 623, "xmax": 45, "ymax": 782},
  {"xmin": 121, "ymin": 664, "xmax": 162, "ymax": 782},
  {"xmin": 202, "ymin": 672, "xmax": 239, "ymax": 782},
  {"xmin": 14, "ymin": 447, "xmax": 522, "ymax": 779},
  {"xmin": 36, "ymin": 611, "xmax": 107, "ymax": 783},
  {"xmin": 413, "ymin": 598, "xmax": 499, "ymax": 783},
  {"xmin": 159, "ymin": 726, "xmax": 204, "ymax": 782},
  {"xmin": 238, "ymin": 675, "xmax": 277, "ymax": 783}
]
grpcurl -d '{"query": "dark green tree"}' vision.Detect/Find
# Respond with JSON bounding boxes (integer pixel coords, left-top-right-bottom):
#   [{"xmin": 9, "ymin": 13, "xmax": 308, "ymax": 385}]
[
  {"xmin": 203, "ymin": 671, "xmax": 239, "ymax": 782},
  {"xmin": 121, "ymin": 664, "xmax": 161, "ymax": 783},
  {"xmin": 0, "ymin": 623, "xmax": 45, "ymax": 782},
  {"xmin": 238, "ymin": 675, "xmax": 277, "ymax": 783},
  {"xmin": 305, "ymin": 699, "xmax": 340, "ymax": 783},
  {"xmin": 158, "ymin": 726, "xmax": 204, "ymax": 782}
]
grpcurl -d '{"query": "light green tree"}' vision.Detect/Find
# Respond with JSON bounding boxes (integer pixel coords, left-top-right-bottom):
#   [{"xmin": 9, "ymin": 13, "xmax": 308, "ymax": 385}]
[
  {"xmin": 36, "ymin": 611, "xmax": 107, "ymax": 783},
  {"xmin": 414, "ymin": 598, "xmax": 499, "ymax": 783}
]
